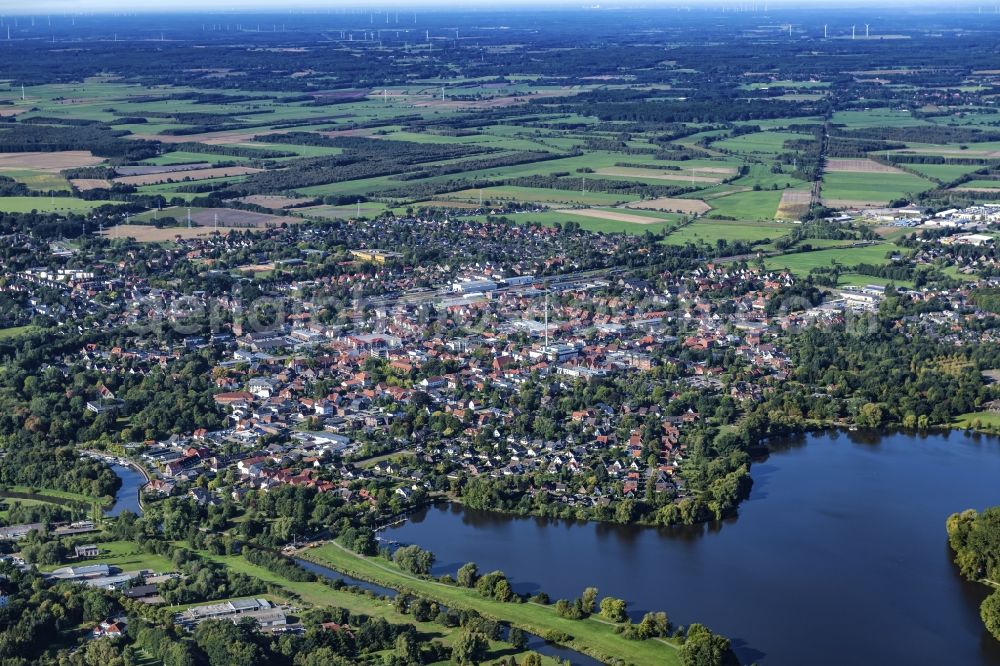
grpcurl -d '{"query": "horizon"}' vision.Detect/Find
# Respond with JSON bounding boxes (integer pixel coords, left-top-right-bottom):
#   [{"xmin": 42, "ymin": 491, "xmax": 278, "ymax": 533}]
[{"xmin": 3, "ymin": 1, "xmax": 1000, "ymax": 14}]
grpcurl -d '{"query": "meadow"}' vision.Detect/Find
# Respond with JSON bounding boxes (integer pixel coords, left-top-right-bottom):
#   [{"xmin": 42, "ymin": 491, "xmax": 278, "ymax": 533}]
[
  {"xmin": 664, "ymin": 219, "xmax": 792, "ymax": 247},
  {"xmin": 821, "ymin": 171, "xmax": 934, "ymax": 204},
  {"xmin": 763, "ymin": 243, "xmax": 900, "ymax": 275}
]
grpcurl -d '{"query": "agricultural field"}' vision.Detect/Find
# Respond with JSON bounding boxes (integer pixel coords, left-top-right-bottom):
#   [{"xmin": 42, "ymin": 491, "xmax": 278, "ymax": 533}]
[
  {"xmin": 441, "ymin": 185, "xmax": 637, "ymax": 206},
  {"xmin": 0, "ymin": 196, "xmax": 115, "ymax": 213},
  {"xmin": 712, "ymin": 130, "xmax": 812, "ymax": 155},
  {"xmin": 131, "ymin": 206, "xmax": 291, "ymax": 228},
  {"xmin": 763, "ymin": 243, "xmax": 901, "ymax": 275},
  {"xmin": 664, "ymin": 219, "xmax": 792, "ymax": 247},
  {"xmin": 821, "ymin": 171, "xmax": 934, "ymax": 206},
  {"xmin": 705, "ymin": 189, "xmax": 785, "ymax": 220},
  {"xmin": 468, "ymin": 209, "xmax": 681, "ymax": 234},
  {"xmin": 776, "ymin": 189, "xmax": 812, "ymax": 220},
  {"xmin": 900, "ymin": 163, "xmax": 985, "ymax": 182}
]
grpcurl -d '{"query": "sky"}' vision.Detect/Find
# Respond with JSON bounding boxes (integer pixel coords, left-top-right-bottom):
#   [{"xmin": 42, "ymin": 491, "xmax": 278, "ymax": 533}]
[{"xmin": 0, "ymin": 0, "xmax": 967, "ymax": 12}]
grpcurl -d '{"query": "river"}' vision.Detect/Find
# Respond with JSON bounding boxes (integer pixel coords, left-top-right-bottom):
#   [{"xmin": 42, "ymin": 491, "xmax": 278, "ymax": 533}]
[
  {"xmin": 105, "ymin": 463, "xmax": 145, "ymax": 517},
  {"xmin": 380, "ymin": 429, "xmax": 1000, "ymax": 665}
]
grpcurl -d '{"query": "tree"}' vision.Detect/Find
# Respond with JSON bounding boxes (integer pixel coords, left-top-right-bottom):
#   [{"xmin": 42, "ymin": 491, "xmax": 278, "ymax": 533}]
[
  {"xmin": 452, "ymin": 629, "xmax": 489, "ymax": 665},
  {"xmin": 681, "ymin": 624, "xmax": 730, "ymax": 666},
  {"xmin": 508, "ymin": 626, "xmax": 527, "ymax": 649},
  {"xmin": 615, "ymin": 498, "xmax": 638, "ymax": 524},
  {"xmin": 395, "ymin": 633, "xmax": 420, "ymax": 664},
  {"xmin": 457, "ymin": 562, "xmax": 479, "ymax": 588},
  {"xmin": 637, "ymin": 611, "xmax": 670, "ymax": 638},
  {"xmin": 522, "ymin": 654, "xmax": 543, "ymax": 666},
  {"xmin": 494, "ymin": 578, "xmax": 514, "ymax": 602},
  {"xmin": 982, "ymin": 590, "xmax": 1000, "ymax": 642},
  {"xmin": 856, "ymin": 402, "xmax": 883, "ymax": 428},
  {"xmin": 393, "ymin": 544, "xmax": 435, "ymax": 575},
  {"xmin": 84, "ymin": 639, "xmax": 125, "ymax": 666},
  {"xmin": 600, "ymin": 596, "xmax": 628, "ymax": 623},
  {"xmin": 581, "ymin": 587, "xmax": 598, "ymax": 615}
]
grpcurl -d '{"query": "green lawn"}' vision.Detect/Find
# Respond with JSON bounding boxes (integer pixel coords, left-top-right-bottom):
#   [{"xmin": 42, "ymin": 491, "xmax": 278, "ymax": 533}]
[
  {"xmin": 2, "ymin": 485, "xmax": 109, "ymax": 506},
  {"xmin": 38, "ymin": 540, "xmax": 175, "ymax": 574},
  {"xmin": 0, "ymin": 325, "xmax": 41, "ymax": 340},
  {"xmin": 304, "ymin": 542, "xmax": 682, "ymax": 666},
  {"xmin": 953, "ymin": 411, "xmax": 1000, "ymax": 430}
]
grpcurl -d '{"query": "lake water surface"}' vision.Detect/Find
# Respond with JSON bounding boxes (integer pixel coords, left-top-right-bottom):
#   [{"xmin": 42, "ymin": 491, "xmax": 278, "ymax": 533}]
[
  {"xmin": 106, "ymin": 463, "xmax": 145, "ymax": 516},
  {"xmin": 382, "ymin": 430, "xmax": 1000, "ymax": 665}
]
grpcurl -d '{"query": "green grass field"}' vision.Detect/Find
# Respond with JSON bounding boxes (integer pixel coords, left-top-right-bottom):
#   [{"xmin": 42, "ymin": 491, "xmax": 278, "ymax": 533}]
[
  {"xmin": 821, "ymin": 171, "xmax": 933, "ymax": 203},
  {"xmin": 899, "ymin": 163, "xmax": 986, "ymax": 183},
  {"xmin": 38, "ymin": 540, "xmax": 176, "ymax": 574},
  {"xmin": 829, "ymin": 108, "xmax": 931, "ymax": 129},
  {"xmin": 468, "ymin": 210, "xmax": 679, "ymax": 234},
  {"xmin": 953, "ymin": 411, "xmax": 1000, "ymax": 430},
  {"xmin": 304, "ymin": 542, "xmax": 682, "ymax": 666},
  {"xmin": 141, "ymin": 151, "xmax": 237, "ymax": 166},
  {"xmin": 705, "ymin": 189, "xmax": 784, "ymax": 220},
  {"xmin": 0, "ymin": 325, "xmax": 41, "ymax": 340},
  {"xmin": 2, "ymin": 169, "xmax": 71, "ymax": 192},
  {"xmin": 664, "ymin": 219, "xmax": 791, "ymax": 247},
  {"xmin": 712, "ymin": 131, "xmax": 813, "ymax": 155},
  {"xmin": 0, "ymin": 196, "xmax": 117, "ymax": 213},
  {"xmin": 764, "ymin": 243, "xmax": 899, "ymax": 275},
  {"xmin": 2, "ymin": 485, "xmax": 108, "ymax": 505},
  {"xmin": 957, "ymin": 180, "xmax": 1000, "ymax": 190},
  {"xmin": 441, "ymin": 185, "xmax": 638, "ymax": 206}
]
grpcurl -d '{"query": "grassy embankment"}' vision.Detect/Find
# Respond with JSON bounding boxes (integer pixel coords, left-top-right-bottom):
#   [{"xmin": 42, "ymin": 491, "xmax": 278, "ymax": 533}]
[{"xmin": 301, "ymin": 541, "xmax": 682, "ymax": 666}]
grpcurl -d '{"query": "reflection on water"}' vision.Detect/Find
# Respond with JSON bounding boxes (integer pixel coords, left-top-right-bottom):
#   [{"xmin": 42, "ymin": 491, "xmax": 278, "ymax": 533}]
[
  {"xmin": 385, "ymin": 430, "xmax": 1000, "ymax": 666},
  {"xmin": 106, "ymin": 464, "xmax": 144, "ymax": 517}
]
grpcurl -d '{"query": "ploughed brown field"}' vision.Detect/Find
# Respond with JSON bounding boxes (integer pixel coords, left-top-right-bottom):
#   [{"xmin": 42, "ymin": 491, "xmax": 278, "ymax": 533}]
[
  {"xmin": 824, "ymin": 158, "xmax": 907, "ymax": 174},
  {"xmin": 0, "ymin": 151, "xmax": 104, "ymax": 170},
  {"xmin": 625, "ymin": 197, "xmax": 712, "ymax": 214},
  {"xmin": 554, "ymin": 208, "xmax": 668, "ymax": 224},
  {"xmin": 776, "ymin": 189, "xmax": 812, "ymax": 219},
  {"xmin": 98, "ymin": 225, "xmax": 240, "ymax": 242},
  {"xmin": 234, "ymin": 195, "xmax": 316, "ymax": 209},
  {"xmin": 112, "ymin": 166, "xmax": 262, "ymax": 186},
  {"xmin": 70, "ymin": 178, "xmax": 113, "ymax": 191}
]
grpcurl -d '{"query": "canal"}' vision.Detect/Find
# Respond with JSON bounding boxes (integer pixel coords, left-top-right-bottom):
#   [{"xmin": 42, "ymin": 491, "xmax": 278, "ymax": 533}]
[{"xmin": 105, "ymin": 463, "xmax": 145, "ymax": 517}]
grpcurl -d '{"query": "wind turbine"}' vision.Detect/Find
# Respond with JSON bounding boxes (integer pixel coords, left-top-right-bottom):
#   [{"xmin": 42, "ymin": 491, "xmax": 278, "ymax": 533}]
[
  {"xmin": 852, "ymin": 25, "xmax": 856, "ymax": 40},
  {"xmin": 824, "ymin": 24, "xmax": 828, "ymax": 38},
  {"xmin": 865, "ymin": 24, "xmax": 870, "ymax": 38}
]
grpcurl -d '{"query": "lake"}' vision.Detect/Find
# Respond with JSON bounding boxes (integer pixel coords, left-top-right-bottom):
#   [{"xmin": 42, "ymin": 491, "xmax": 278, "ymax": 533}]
[{"xmin": 381, "ymin": 429, "xmax": 1000, "ymax": 665}]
